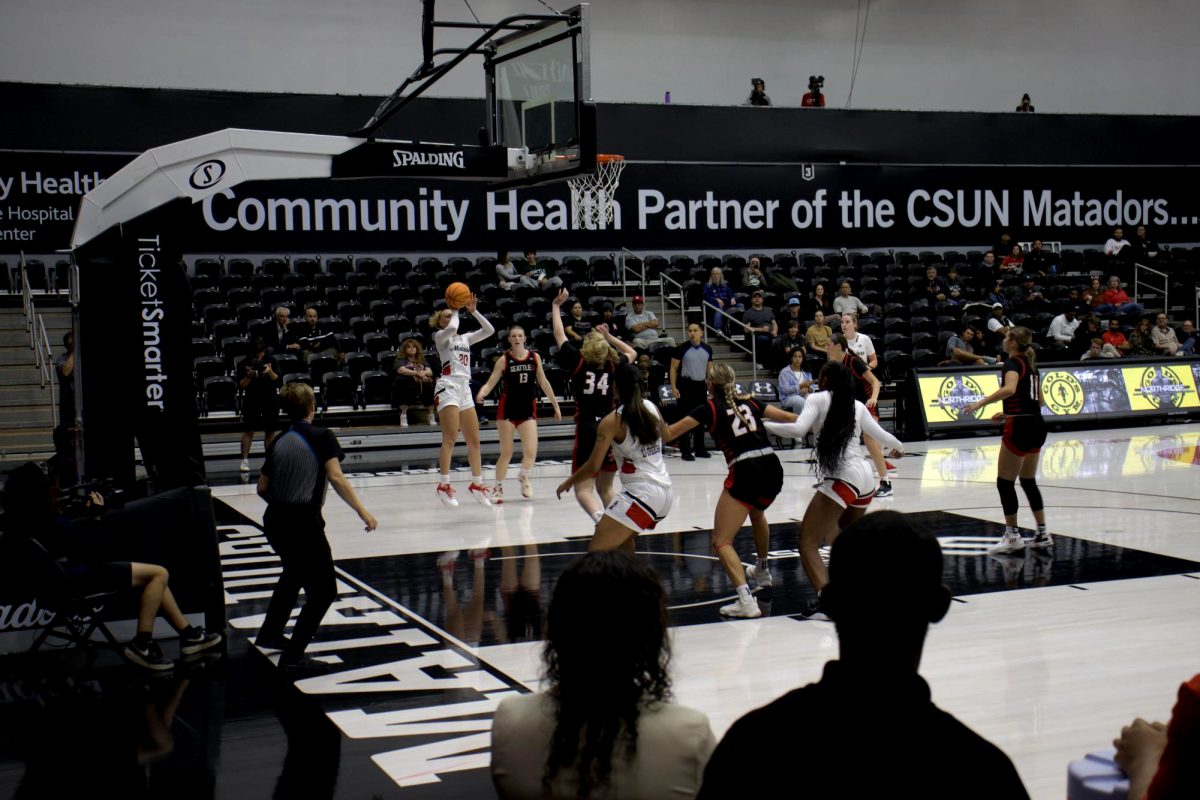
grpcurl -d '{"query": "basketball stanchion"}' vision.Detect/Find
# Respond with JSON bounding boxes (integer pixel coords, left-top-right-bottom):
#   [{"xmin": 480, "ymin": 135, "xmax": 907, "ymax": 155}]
[{"xmin": 568, "ymin": 154, "xmax": 625, "ymax": 230}]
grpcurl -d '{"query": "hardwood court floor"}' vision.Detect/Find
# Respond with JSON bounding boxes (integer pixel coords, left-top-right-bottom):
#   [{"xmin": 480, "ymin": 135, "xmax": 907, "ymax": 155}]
[{"xmin": 1, "ymin": 424, "xmax": 1197, "ymax": 799}]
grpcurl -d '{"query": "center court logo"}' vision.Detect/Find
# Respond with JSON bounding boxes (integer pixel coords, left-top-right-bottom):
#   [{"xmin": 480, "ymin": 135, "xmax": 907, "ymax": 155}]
[
  {"xmin": 932, "ymin": 375, "xmax": 986, "ymax": 420},
  {"xmin": 188, "ymin": 159, "xmax": 226, "ymax": 189},
  {"xmin": 1042, "ymin": 371, "xmax": 1084, "ymax": 416}
]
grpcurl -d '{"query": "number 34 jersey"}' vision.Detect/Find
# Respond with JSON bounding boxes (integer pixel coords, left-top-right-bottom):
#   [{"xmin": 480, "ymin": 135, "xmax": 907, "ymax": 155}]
[
  {"xmin": 687, "ymin": 395, "xmax": 771, "ymax": 464},
  {"xmin": 557, "ymin": 341, "xmax": 621, "ymax": 422}
]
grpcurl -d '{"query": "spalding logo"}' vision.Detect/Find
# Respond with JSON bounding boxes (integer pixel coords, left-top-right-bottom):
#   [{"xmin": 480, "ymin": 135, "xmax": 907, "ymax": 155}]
[{"xmin": 189, "ymin": 159, "xmax": 227, "ymax": 189}]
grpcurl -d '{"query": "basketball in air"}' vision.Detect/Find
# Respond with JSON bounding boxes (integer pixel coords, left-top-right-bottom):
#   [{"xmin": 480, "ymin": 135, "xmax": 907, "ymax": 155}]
[{"xmin": 445, "ymin": 282, "xmax": 472, "ymax": 309}]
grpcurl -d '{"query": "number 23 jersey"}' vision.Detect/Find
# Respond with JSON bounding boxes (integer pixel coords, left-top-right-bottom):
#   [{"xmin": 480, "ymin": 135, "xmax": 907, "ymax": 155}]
[{"xmin": 687, "ymin": 395, "xmax": 771, "ymax": 464}]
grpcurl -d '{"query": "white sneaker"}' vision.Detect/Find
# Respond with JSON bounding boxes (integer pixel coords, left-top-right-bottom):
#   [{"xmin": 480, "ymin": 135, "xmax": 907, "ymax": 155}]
[
  {"xmin": 239, "ymin": 458, "xmax": 249, "ymax": 473},
  {"xmin": 745, "ymin": 564, "xmax": 773, "ymax": 588},
  {"xmin": 988, "ymin": 533, "xmax": 1026, "ymax": 554},
  {"xmin": 719, "ymin": 594, "xmax": 762, "ymax": 619},
  {"xmin": 468, "ymin": 482, "xmax": 492, "ymax": 506},
  {"xmin": 492, "ymin": 484, "xmax": 504, "ymax": 504},
  {"xmin": 399, "ymin": 414, "xmax": 409, "ymax": 428},
  {"xmin": 519, "ymin": 473, "xmax": 533, "ymax": 498},
  {"xmin": 436, "ymin": 483, "xmax": 459, "ymax": 508}
]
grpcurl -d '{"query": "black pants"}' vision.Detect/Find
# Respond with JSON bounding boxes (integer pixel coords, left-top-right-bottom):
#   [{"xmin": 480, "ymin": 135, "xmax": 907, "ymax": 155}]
[
  {"xmin": 260, "ymin": 507, "xmax": 337, "ymax": 660},
  {"xmin": 677, "ymin": 378, "xmax": 709, "ymax": 456}
]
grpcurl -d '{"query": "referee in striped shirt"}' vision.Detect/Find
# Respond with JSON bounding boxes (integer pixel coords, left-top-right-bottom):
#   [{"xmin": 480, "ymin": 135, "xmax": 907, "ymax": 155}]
[{"xmin": 255, "ymin": 382, "xmax": 377, "ymax": 672}]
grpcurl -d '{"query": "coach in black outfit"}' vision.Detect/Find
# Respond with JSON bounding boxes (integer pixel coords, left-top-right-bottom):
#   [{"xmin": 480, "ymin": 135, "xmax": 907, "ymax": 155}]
[
  {"xmin": 698, "ymin": 512, "xmax": 1029, "ymax": 799},
  {"xmin": 255, "ymin": 382, "xmax": 377, "ymax": 672},
  {"xmin": 264, "ymin": 305, "xmax": 301, "ymax": 354}
]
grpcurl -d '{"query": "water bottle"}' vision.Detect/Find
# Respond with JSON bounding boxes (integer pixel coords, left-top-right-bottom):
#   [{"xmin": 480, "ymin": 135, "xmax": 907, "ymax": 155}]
[{"xmin": 665, "ymin": 90, "xmax": 671, "ymax": 104}]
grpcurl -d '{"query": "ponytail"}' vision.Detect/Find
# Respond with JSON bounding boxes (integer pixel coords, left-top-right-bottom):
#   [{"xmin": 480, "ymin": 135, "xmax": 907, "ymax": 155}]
[
  {"xmin": 1009, "ymin": 326, "xmax": 1037, "ymax": 372},
  {"xmin": 709, "ymin": 363, "xmax": 750, "ymax": 427},
  {"xmin": 814, "ymin": 362, "xmax": 856, "ymax": 479},
  {"xmin": 615, "ymin": 363, "xmax": 662, "ymax": 445}
]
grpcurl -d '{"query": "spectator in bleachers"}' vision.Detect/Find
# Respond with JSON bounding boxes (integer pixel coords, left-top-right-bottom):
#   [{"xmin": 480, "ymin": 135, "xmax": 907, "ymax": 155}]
[
  {"xmin": 522, "ymin": 249, "xmax": 563, "ymax": 289},
  {"xmin": 669, "ymin": 323, "xmax": 712, "ymax": 461},
  {"xmin": 742, "ymin": 257, "xmax": 766, "ymax": 289},
  {"xmin": 776, "ymin": 347, "xmax": 813, "ymax": 414},
  {"xmin": 781, "ymin": 296, "xmax": 805, "ymax": 327},
  {"xmin": 53, "ymin": 331, "xmax": 75, "ymax": 428},
  {"xmin": 773, "ymin": 319, "xmax": 805, "ymax": 366},
  {"xmin": 747, "ymin": 77, "xmax": 771, "ymax": 106},
  {"xmin": 495, "ymin": 250, "xmax": 522, "ymax": 289},
  {"xmin": 491, "ymin": 551, "xmax": 715, "ymax": 799},
  {"xmin": 987, "ymin": 304, "xmax": 1013, "ymax": 351},
  {"xmin": 945, "ymin": 325, "xmax": 997, "ymax": 366},
  {"xmin": 697, "ymin": 512, "xmax": 1029, "ymax": 799},
  {"xmin": 985, "ymin": 279, "xmax": 1007, "ymax": 309},
  {"xmin": 264, "ymin": 306, "xmax": 300, "ymax": 354},
  {"xmin": 1128, "ymin": 225, "xmax": 1162, "ymax": 261},
  {"xmin": 832, "ymin": 281, "xmax": 869, "ymax": 322},
  {"xmin": 763, "ymin": 258, "xmax": 800, "ymax": 293},
  {"xmin": 1102, "ymin": 319, "xmax": 1131, "ymax": 355},
  {"xmin": 297, "ymin": 306, "xmax": 338, "ymax": 361},
  {"xmin": 703, "ymin": 267, "xmax": 740, "ymax": 335},
  {"xmin": 1097, "ymin": 275, "xmax": 1145, "ymax": 315},
  {"xmin": 804, "ymin": 310, "xmax": 834, "ymax": 360},
  {"xmin": 635, "ymin": 352, "xmax": 659, "ymax": 399},
  {"xmin": 563, "ymin": 299, "xmax": 587, "ymax": 343},
  {"xmin": 993, "ymin": 231, "xmax": 1014, "ymax": 257},
  {"xmin": 1008, "ymin": 273, "xmax": 1045, "ymax": 313},
  {"xmin": 805, "ymin": 283, "xmax": 835, "ymax": 321},
  {"xmin": 1026, "ymin": 239, "xmax": 1053, "ymax": 275},
  {"xmin": 1179, "ymin": 320, "xmax": 1196, "ymax": 355},
  {"xmin": 922, "ymin": 265, "xmax": 948, "ymax": 305},
  {"xmin": 394, "ymin": 337, "xmax": 435, "ymax": 428},
  {"xmin": 1128, "ymin": 317, "xmax": 1155, "ymax": 356},
  {"xmin": 742, "ymin": 290, "xmax": 778, "ymax": 365},
  {"xmin": 1064, "ymin": 287, "xmax": 1089, "ymax": 317},
  {"xmin": 1073, "ymin": 314, "xmax": 1104, "ymax": 357},
  {"xmin": 840, "ymin": 313, "xmax": 877, "ymax": 370},
  {"xmin": 979, "ymin": 250, "xmax": 998, "ymax": 272},
  {"xmin": 1015, "ymin": 93, "xmax": 1035, "ymax": 112},
  {"xmin": 598, "ymin": 302, "xmax": 625, "ymax": 340},
  {"xmin": 624, "ymin": 295, "xmax": 673, "ymax": 350},
  {"xmin": 238, "ymin": 336, "xmax": 280, "ymax": 472},
  {"xmin": 1081, "ymin": 338, "xmax": 1120, "ymax": 360},
  {"xmin": 1105, "ymin": 227, "xmax": 1131, "ymax": 259},
  {"xmin": 1047, "ymin": 307, "xmax": 1080, "ymax": 349},
  {"xmin": 1151, "ymin": 313, "xmax": 1181, "ymax": 356},
  {"xmin": 1000, "ymin": 244, "xmax": 1024, "ymax": 274}
]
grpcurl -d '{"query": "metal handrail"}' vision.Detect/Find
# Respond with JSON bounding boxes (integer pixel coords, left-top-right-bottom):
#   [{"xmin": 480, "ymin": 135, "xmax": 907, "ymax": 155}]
[
  {"xmin": 20, "ymin": 252, "xmax": 60, "ymax": 425},
  {"xmin": 700, "ymin": 299, "xmax": 758, "ymax": 381},
  {"xmin": 1134, "ymin": 262, "xmax": 1169, "ymax": 314},
  {"xmin": 618, "ymin": 247, "xmax": 647, "ymax": 306},
  {"xmin": 658, "ymin": 270, "xmax": 688, "ymax": 339}
]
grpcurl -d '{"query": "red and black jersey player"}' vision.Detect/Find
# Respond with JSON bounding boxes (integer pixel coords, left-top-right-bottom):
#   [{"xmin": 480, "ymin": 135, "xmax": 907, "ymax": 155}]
[
  {"xmin": 665, "ymin": 362, "xmax": 799, "ymax": 619},
  {"xmin": 551, "ymin": 289, "xmax": 638, "ymax": 524},
  {"xmin": 963, "ymin": 326, "xmax": 1052, "ymax": 555}
]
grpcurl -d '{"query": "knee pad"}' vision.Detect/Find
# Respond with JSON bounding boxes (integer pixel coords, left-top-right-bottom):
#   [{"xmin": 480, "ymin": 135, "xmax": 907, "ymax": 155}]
[
  {"xmin": 996, "ymin": 478, "xmax": 1019, "ymax": 516},
  {"xmin": 1019, "ymin": 476, "xmax": 1044, "ymax": 513}
]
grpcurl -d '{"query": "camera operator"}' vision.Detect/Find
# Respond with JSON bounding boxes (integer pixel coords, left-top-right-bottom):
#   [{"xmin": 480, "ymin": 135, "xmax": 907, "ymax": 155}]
[
  {"xmin": 1, "ymin": 463, "xmax": 222, "ymax": 672},
  {"xmin": 747, "ymin": 78, "xmax": 772, "ymax": 106},
  {"xmin": 802, "ymin": 75, "xmax": 826, "ymax": 108}
]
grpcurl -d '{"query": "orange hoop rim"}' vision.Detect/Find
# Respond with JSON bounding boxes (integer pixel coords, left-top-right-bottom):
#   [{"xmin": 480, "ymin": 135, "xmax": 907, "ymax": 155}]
[{"xmin": 596, "ymin": 153, "xmax": 625, "ymax": 163}]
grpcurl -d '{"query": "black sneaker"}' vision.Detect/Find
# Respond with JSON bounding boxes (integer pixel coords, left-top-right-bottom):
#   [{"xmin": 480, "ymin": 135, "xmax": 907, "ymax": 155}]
[
  {"xmin": 798, "ymin": 597, "xmax": 831, "ymax": 621},
  {"xmin": 1027, "ymin": 532, "xmax": 1054, "ymax": 550},
  {"xmin": 875, "ymin": 480, "xmax": 893, "ymax": 498},
  {"xmin": 125, "ymin": 640, "xmax": 174, "ymax": 672},
  {"xmin": 681, "ymin": 453, "xmax": 696, "ymax": 462},
  {"xmin": 180, "ymin": 627, "xmax": 224, "ymax": 656},
  {"xmin": 255, "ymin": 633, "xmax": 290, "ymax": 650},
  {"xmin": 695, "ymin": 451, "xmax": 712, "ymax": 459}
]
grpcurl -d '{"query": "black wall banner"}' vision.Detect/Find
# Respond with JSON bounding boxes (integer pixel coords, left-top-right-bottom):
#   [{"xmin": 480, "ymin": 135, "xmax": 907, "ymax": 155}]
[{"xmin": 5, "ymin": 151, "xmax": 1199, "ymax": 256}]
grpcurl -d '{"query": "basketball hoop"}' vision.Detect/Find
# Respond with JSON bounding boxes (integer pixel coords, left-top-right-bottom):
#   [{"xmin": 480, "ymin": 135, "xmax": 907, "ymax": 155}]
[{"xmin": 568, "ymin": 154, "xmax": 625, "ymax": 230}]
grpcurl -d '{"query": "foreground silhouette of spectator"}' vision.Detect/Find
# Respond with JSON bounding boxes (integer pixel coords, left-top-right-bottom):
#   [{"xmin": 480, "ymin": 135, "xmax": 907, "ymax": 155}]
[
  {"xmin": 1113, "ymin": 674, "xmax": 1200, "ymax": 800},
  {"xmin": 491, "ymin": 551, "xmax": 714, "ymax": 798},
  {"xmin": 698, "ymin": 511, "xmax": 1029, "ymax": 799}
]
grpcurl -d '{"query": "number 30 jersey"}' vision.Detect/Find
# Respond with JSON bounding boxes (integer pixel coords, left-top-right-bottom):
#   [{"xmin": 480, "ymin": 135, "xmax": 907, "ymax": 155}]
[
  {"xmin": 687, "ymin": 395, "xmax": 771, "ymax": 464},
  {"xmin": 556, "ymin": 341, "xmax": 620, "ymax": 423}
]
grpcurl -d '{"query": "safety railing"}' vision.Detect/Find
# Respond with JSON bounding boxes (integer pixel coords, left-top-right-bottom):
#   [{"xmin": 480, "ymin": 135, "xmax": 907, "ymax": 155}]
[
  {"xmin": 1195, "ymin": 284, "xmax": 1199, "ymax": 326},
  {"xmin": 1134, "ymin": 262, "xmax": 1169, "ymax": 313},
  {"xmin": 657, "ymin": 270, "xmax": 689, "ymax": 340},
  {"xmin": 618, "ymin": 247, "xmax": 647, "ymax": 306},
  {"xmin": 700, "ymin": 299, "xmax": 758, "ymax": 381},
  {"xmin": 20, "ymin": 252, "xmax": 59, "ymax": 425}
]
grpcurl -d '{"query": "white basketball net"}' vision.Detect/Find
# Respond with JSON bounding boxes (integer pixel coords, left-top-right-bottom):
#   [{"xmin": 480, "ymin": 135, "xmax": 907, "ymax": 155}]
[{"xmin": 568, "ymin": 156, "xmax": 625, "ymax": 230}]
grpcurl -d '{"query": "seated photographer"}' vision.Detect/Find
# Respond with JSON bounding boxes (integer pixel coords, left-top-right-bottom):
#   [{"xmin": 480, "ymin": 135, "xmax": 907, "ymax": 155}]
[{"xmin": 1, "ymin": 463, "xmax": 222, "ymax": 672}]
